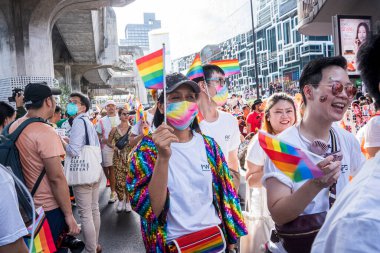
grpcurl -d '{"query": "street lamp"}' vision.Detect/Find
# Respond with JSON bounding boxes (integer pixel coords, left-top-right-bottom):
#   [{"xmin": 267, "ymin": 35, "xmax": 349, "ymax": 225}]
[{"xmin": 249, "ymin": 0, "xmax": 261, "ymax": 99}]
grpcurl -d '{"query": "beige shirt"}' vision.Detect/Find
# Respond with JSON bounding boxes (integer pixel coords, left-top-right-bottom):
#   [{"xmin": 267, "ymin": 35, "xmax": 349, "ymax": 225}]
[{"xmin": 10, "ymin": 116, "xmax": 65, "ymax": 211}]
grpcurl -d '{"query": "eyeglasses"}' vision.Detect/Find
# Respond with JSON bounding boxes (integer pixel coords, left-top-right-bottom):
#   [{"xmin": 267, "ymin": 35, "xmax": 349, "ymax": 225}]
[
  {"xmin": 69, "ymin": 100, "xmax": 82, "ymax": 105},
  {"xmin": 206, "ymin": 77, "xmax": 226, "ymax": 86},
  {"xmin": 330, "ymin": 81, "xmax": 357, "ymax": 99},
  {"xmin": 121, "ymin": 113, "xmax": 128, "ymax": 116}
]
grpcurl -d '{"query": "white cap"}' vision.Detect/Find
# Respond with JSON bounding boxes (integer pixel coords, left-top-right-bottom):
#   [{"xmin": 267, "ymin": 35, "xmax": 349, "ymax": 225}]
[{"xmin": 104, "ymin": 100, "xmax": 116, "ymax": 108}]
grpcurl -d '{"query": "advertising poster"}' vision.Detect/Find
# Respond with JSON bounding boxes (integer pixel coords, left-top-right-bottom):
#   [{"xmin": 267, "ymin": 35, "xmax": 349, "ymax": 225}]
[{"xmin": 338, "ymin": 16, "xmax": 371, "ymax": 75}]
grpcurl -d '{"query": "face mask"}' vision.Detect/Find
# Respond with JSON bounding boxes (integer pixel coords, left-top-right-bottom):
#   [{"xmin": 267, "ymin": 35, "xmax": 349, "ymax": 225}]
[
  {"xmin": 166, "ymin": 101, "xmax": 198, "ymax": 131},
  {"xmin": 66, "ymin": 102, "xmax": 78, "ymax": 116},
  {"xmin": 212, "ymin": 85, "xmax": 228, "ymax": 106}
]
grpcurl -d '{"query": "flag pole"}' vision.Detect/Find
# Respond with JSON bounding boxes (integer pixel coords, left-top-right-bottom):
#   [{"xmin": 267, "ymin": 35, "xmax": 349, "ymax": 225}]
[{"xmin": 163, "ymin": 43, "xmax": 167, "ymax": 124}]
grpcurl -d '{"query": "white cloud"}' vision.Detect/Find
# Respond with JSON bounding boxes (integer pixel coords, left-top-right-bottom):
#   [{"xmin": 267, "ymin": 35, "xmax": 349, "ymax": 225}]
[{"xmin": 114, "ymin": 0, "xmax": 253, "ymax": 59}]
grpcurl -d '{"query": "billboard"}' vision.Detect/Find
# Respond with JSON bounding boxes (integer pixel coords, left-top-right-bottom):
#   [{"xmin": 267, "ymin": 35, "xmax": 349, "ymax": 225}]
[{"xmin": 333, "ymin": 15, "xmax": 371, "ymax": 76}]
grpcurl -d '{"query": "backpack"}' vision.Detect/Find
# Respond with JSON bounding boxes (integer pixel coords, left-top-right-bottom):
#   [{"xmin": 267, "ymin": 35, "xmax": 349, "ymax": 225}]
[{"xmin": 0, "ymin": 117, "xmax": 47, "ymax": 224}]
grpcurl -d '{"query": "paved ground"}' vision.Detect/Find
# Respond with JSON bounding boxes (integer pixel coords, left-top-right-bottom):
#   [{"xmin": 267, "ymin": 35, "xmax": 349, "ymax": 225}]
[{"xmin": 73, "ymin": 176, "xmax": 145, "ymax": 253}]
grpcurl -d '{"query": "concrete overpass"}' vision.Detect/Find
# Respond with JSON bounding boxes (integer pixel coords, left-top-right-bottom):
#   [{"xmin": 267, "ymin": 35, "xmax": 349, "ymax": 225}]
[{"xmin": 0, "ymin": 0, "xmax": 138, "ymax": 102}]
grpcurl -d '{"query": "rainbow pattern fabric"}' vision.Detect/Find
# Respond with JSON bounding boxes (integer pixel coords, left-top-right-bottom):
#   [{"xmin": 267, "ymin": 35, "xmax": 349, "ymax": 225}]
[
  {"xmin": 209, "ymin": 59, "xmax": 240, "ymax": 77},
  {"xmin": 172, "ymin": 226, "xmax": 225, "ymax": 253},
  {"xmin": 166, "ymin": 101, "xmax": 198, "ymax": 130},
  {"xmin": 258, "ymin": 131, "xmax": 324, "ymax": 182},
  {"xmin": 127, "ymin": 134, "xmax": 247, "ymax": 253},
  {"xmin": 136, "ymin": 49, "xmax": 164, "ymax": 89},
  {"xmin": 187, "ymin": 53, "xmax": 204, "ymax": 80},
  {"xmin": 212, "ymin": 85, "xmax": 229, "ymax": 106},
  {"xmin": 24, "ymin": 207, "xmax": 56, "ymax": 253}
]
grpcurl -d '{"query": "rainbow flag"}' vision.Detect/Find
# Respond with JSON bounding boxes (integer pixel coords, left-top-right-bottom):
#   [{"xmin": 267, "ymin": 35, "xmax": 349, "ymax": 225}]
[
  {"xmin": 186, "ymin": 53, "xmax": 204, "ymax": 80},
  {"xmin": 24, "ymin": 207, "xmax": 56, "ymax": 253},
  {"xmin": 134, "ymin": 101, "xmax": 144, "ymax": 124},
  {"xmin": 136, "ymin": 49, "xmax": 164, "ymax": 89},
  {"xmin": 258, "ymin": 131, "xmax": 323, "ymax": 182},
  {"xmin": 210, "ymin": 59, "xmax": 240, "ymax": 77}
]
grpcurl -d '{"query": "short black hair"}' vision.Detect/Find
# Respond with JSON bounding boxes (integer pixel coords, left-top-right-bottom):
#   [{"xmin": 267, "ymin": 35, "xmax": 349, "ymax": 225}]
[
  {"xmin": 299, "ymin": 56, "xmax": 347, "ymax": 105},
  {"xmin": 192, "ymin": 64, "xmax": 225, "ymax": 83},
  {"xmin": 0, "ymin": 101, "xmax": 15, "ymax": 127},
  {"xmin": 357, "ymin": 34, "xmax": 380, "ymax": 110},
  {"xmin": 55, "ymin": 105, "xmax": 61, "ymax": 114},
  {"xmin": 70, "ymin": 92, "xmax": 91, "ymax": 112}
]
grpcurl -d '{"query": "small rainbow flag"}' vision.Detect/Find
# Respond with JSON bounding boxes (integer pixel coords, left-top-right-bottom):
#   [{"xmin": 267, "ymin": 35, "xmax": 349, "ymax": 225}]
[
  {"xmin": 210, "ymin": 59, "xmax": 241, "ymax": 77},
  {"xmin": 24, "ymin": 207, "xmax": 56, "ymax": 253},
  {"xmin": 136, "ymin": 49, "xmax": 164, "ymax": 89},
  {"xmin": 186, "ymin": 53, "xmax": 204, "ymax": 80},
  {"xmin": 258, "ymin": 131, "xmax": 323, "ymax": 182},
  {"xmin": 134, "ymin": 101, "xmax": 144, "ymax": 124}
]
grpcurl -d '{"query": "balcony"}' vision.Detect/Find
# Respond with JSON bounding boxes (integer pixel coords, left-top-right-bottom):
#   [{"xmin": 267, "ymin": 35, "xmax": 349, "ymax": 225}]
[{"xmin": 297, "ymin": 0, "xmax": 380, "ymax": 35}]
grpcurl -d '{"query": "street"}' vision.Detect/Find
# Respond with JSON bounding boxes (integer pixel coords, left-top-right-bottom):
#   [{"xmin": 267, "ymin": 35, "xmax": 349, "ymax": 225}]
[{"xmin": 74, "ymin": 176, "xmax": 145, "ymax": 253}]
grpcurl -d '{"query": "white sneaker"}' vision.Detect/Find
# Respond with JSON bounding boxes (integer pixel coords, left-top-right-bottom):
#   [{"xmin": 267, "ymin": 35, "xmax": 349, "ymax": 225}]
[
  {"xmin": 125, "ymin": 201, "xmax": 132, "ymax": 213},
  {"xmin": 116, "ymin": 200, "xmax": 124, "ymax": 213},
  {"xmin": 108, "ymin": 192, "xmax": 117, "ymax": 204}
]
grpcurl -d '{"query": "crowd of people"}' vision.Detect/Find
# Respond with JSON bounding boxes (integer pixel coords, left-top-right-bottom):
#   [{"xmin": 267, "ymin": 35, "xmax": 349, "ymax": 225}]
[{"xmin": 1, "ymin": 34, "xmax": 380, "ymax": 253}]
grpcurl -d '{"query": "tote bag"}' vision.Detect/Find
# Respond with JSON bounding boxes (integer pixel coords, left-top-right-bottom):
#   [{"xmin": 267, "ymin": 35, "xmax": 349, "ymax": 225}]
[
  {"xmin": 64, "ymin": 118, "xmax": 102, "ymax": 186},
  {"xmin": 240, "ymin": 187, "xmax": 274, "ymax": 253}
]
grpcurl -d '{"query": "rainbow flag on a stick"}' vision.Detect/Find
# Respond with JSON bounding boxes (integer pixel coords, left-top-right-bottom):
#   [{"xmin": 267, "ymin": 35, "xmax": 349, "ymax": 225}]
[
  {"xmin": 210, "ymin": 59, "xmax": 241, "ymax": 77},
  {"xmin": 136, "ymin": 49, "xmax": 164, "ymax": 89},
  {"xmin": 186, "ymin": 53, "xmax": 204, "ymax": 80},
  {"xmin": 134, "ymin": 101, "xmax": 144, "ymax": 124},
  {"xmin": 258, "ymin": 131, "xmax": 323, "ymax": 182}
]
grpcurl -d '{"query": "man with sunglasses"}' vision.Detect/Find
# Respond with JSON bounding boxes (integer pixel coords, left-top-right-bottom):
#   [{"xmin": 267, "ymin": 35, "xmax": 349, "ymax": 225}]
[
  {"xmin": 312, "ymin": 34, "xmax": 380, "ymax": 253},
  {"xmin": 192, "ymin": 64, "xmax": 241, "ymax": 193},
  {"xmin": 263, "ymin": 56, "xmax": 365, "ymax": 252}
]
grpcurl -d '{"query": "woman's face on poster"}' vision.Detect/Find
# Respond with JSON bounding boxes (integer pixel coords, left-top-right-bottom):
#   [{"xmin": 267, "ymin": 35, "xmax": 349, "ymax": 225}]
[{"xmin": 358, "ymin": 25, "xmax": 367, "ymax": 42}]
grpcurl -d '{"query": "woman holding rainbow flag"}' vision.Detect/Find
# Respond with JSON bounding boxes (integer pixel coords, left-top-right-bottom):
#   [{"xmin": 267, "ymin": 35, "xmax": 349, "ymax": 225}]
[{"xmin": 126, "ymin": 73, "xmax": 247, "ymax": 253}]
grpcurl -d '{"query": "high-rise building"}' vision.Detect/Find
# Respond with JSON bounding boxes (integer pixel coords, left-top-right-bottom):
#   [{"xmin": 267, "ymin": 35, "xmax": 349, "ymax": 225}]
[
  {"xmin": 120, "ymin": 13, "xmax": 161, "ymax": 50},
  {"xmin": 172, "ymin": 0, "xmax": 334, "ymax": 97}
]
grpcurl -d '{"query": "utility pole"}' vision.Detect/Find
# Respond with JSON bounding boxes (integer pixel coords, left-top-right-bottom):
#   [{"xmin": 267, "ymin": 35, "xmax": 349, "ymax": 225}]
[{"xmin": 250, "ymin": 0, "xmax": 261, "ymax": 99}]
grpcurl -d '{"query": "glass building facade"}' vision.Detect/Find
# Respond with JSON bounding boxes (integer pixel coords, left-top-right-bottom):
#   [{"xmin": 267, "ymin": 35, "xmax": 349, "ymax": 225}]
[
  {"xmin": 120, "ymin": 13, "xmax": 161, "ymax": 50},
  {"xmin": 172, "ymin": 0, "xmax": 334, "ymax": 96}
]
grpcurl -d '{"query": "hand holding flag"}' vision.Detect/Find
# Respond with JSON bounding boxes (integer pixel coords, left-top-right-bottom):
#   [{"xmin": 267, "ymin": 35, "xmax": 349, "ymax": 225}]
[{"xmin": 258, "ymin": 130, "xmax": 324, "ymax": 182}]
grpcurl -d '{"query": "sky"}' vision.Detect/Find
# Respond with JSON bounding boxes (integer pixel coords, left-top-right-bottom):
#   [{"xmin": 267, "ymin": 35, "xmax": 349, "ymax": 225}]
[{"xmin": 114, "ymin": 0, "xmax": 254, "ymax": 59}]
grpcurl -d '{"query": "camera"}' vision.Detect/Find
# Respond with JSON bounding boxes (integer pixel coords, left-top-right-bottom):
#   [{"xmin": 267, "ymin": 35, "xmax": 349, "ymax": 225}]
[
  {"xmin": 8, "ymin": 88, "xmax": 23, "ymax": 102},
  {"xmin": 57, "ymin": 232, "xmax": 85, "ymax": 253}
]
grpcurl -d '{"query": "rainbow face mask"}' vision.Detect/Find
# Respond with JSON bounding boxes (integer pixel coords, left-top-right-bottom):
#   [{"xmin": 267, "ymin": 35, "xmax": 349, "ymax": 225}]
[
  {"xmin": 166, "ymin": 101, "xmax": 198, "ymax": 131},
  {"xmin": 212, "ymin": 85, "xmax": 228, "ymax": 106}
]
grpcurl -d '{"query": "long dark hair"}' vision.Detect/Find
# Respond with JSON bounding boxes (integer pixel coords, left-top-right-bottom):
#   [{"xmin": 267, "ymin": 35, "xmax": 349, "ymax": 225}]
[{"xmin": 153, "ymin": 95, "xmax": 200, "ymax": 132}]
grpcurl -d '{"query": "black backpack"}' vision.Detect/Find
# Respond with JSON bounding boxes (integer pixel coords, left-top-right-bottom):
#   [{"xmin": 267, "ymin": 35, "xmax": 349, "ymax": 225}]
[{"xmin": 0, "ymin": 117, "xmax": 47, "ymax": 224}]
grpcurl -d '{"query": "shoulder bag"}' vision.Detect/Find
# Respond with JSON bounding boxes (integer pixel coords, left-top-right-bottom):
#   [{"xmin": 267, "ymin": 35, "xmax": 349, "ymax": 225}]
[
  {"xmin": 64, "ymin": 118, "xmax": 102, "ymax": 186},
  {"xmin": 115, "ymin": 126, "xmax": 131, "ymax": 150}
]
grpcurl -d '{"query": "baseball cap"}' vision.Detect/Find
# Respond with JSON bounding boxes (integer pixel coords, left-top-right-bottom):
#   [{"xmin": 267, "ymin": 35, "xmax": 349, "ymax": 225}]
[
  {"xmin": 104, "ymin": 100, "xmax": 117, "ymax": 108},
  {"xmin": 165, "ymin": 73, "xmax": 200, "ymax": 94},
  {"xmin": 253, "ymin": 98, "xmax": 263, "ymax": 106},
  {"xmin": 24, "ymin": 82, "xmax": 61, "ymax": 105}
]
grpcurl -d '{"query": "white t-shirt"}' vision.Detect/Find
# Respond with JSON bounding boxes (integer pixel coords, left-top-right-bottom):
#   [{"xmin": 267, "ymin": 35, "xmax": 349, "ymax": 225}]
[
  {"xmin": 312, "ymin": 152, "xmax": 380, "ymax": 253},
  {"xmin": 96, "ymin": 115, "xmax": 120, "ymax": 151},
  {"xmin": 262, "ymin": 125, "xmax": 365, "ymax": 216},
  {"xmin": 199, "ymin": 110, "xmax": 241, "ymax": 161},
  {"xmin": 0, "ymin": 168, "xmax": 28, "ymax": 246},
  {"xmin": 131, "ymin": 111, "xmax": 154, "ymax": 136},
  {"xmin": 364, "ymin": 115, "xmax": 380, "ymax": 148},
  {"xmin": 245, "ymin": 134, "xmax": 266, "ymax": 166},
  {"xmin": 166, "ymin": 132, "xmax": 221, "ymax": 241}
]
